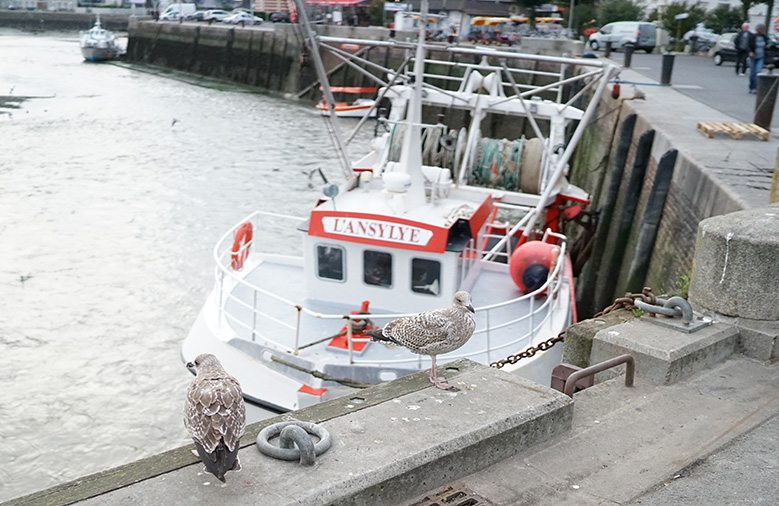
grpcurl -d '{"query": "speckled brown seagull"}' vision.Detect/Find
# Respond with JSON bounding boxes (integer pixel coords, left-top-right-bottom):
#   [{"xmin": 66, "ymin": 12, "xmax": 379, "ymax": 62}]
[
  {"xmin": 365, "ymin": 291, "xmax": 476, "ymax": 390},
  {"xmin": 184, "ymin": 353, "xmax": 246, "ymax": 483}
]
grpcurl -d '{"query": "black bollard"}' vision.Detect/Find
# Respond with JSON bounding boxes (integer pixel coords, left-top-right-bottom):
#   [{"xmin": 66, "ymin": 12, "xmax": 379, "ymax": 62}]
[
  {"xmin": 661, "ymin": 53, "xmax": 675, "ymax": 85},
  {"xmin": 605, "ymin": 41, "xmax": 612, "ymax": 58},
  {"xmin": 755, "ymin": 71, "xmax": 779, "ymax": 130},
  {"xmin": 623, "ymin": 43, "xmax": 635, "ymax": 68}
]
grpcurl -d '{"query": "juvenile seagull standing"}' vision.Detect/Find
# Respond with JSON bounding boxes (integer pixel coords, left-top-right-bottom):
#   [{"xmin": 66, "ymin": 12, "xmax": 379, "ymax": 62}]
[
  {"xmin": 366, "ymin": 291, "xmax": 476, "ymax": 390},
  {"xmin": 184, "ymin": 354, "xmax": 246, "ymax": 483}
]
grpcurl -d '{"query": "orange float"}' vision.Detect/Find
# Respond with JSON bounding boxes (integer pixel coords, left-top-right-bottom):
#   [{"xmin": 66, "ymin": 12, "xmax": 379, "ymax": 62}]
[{"xmin": 231, "ymin": 221, "xmax": 253, "ymax": 270}]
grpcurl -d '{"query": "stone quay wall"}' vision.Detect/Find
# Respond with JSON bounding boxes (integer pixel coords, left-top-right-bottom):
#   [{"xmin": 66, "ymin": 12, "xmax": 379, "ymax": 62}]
[{"xmin": 0, "ymin": 10, "xmax": 141, "ymax": 31}]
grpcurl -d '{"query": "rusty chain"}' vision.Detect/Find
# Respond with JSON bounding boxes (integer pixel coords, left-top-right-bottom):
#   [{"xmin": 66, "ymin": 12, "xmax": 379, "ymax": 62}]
[
  {"xmin": 490, "ymin": 331, "xmax": 566, "ymax": 369},
  {"xmin": 593, "ymin": 287, "xmax": 656, "ymax": 317},
  {"xmin": 490, "ymin": 288, "xmax": 656, "ymax": 369}
]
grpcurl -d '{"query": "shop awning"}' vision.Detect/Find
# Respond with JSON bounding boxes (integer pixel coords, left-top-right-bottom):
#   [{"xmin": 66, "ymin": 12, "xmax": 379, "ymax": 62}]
[{"xmin": 305, "ymin": 0, "xmax": 369, "ymax": 5}]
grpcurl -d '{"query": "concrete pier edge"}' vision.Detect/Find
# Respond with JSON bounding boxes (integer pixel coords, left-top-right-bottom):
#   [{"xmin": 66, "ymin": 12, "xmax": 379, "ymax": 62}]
[{"xmin": 4, "ymin": 360, "xmax": 472, "ymax": 506}]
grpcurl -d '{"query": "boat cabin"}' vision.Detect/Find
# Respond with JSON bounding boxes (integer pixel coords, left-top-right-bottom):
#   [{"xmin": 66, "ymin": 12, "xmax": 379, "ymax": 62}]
[{"xmin": 301, "ymin": 177, "xmax": 494, "ymax": 314}]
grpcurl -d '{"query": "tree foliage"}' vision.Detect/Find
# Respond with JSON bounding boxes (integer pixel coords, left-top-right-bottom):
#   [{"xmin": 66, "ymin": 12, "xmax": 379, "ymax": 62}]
[
  {"xmin": 658, "ymin": 1, "xmax": 707, "ymax": 36},
  {"xmin": 741, "ymin": 0, "xmax": 755, "ymax": 22},
  {"xmin": 369, "ymin": 0, "xmax": 384, "ymax": 26},
  {"xmin": 563, "ymin": 1, "xmax": 598, "ymax": 37},
  {"xmin": 597, "ymin": 0, "xmax": 645, "ymax": 26},
  {"xmin": 705, "ymin": 4, "xmax": 743, "ymax": 34}
]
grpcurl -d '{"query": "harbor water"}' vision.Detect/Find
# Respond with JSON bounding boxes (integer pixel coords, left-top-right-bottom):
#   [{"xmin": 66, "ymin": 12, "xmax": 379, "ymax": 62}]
[{"xmin": 0, "ymin": 29, "xmax": 372, "ymax": 502}]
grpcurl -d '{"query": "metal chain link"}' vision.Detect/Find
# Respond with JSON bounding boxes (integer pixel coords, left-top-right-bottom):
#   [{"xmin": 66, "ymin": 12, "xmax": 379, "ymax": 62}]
[
  {"xmin": 490, "ymin": 331, "xmax": 566, "ymax": 369},
  {"xmin": 490, "ymin": 287, "xmax": 656, "ymax": 369},
  {"xmin": 593, "ymin": 287, "xmax": 656, "ymax": 317}
]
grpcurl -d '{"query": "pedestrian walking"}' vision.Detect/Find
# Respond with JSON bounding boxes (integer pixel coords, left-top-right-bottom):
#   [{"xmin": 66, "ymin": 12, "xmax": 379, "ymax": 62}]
[
  {"xmin": 733, "ymin": 23, "xmax": 750, "ymax": 76},
  {"xmin": 748, "ymin": 23, "xmax": 769, "ymax": 94}
]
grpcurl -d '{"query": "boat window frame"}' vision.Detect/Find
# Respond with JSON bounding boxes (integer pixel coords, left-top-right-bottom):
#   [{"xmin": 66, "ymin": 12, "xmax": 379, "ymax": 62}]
[
  {"xmin": 410, "ymin": 257, "xmax": 442, "ymax": 296},
  {"xmin": 363, "ymin": 250, "xmax": 393, "ymax": 288},
  {"xmin": 315, "ymin": 243, "xmax": 347, "ymax": 283}
]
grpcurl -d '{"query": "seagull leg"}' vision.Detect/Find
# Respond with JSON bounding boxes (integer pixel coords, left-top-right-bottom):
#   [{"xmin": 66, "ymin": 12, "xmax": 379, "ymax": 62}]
[{"xmin": 429, "ymin": 356, "xmax": 454, "ymax": 390}]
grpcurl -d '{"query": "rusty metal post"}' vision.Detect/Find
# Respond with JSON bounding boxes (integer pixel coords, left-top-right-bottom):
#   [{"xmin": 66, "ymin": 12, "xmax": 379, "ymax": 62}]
[{"xmin": 563, "ymin": 354, "xmax": 635, "ymax": 397}]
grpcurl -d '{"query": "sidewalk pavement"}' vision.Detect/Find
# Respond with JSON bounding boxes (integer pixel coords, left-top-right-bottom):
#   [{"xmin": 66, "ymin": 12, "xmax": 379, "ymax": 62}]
[
  {"xmin": 604, "ymin": 60, "xmax": 777, "ymax": 209},
  {"xmin": 423, "ymin": 355, "xmax": 779, "ymax": 505}
]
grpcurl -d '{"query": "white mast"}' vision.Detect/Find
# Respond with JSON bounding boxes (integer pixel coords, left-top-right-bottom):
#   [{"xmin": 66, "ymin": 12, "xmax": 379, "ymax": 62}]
[{"xmin": 393, "ymin": 0, "xmax": 429, "ymax": 211}]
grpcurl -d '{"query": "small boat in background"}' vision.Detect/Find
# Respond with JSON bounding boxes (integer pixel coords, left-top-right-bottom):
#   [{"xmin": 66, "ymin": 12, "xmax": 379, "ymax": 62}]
[
  {"xmin": 80, "ymin": 17, "xmax": 123, "ymax": 62},
  {"xmin": 316, "ymin": 87, "xmax": 378, "ymax": 118}
]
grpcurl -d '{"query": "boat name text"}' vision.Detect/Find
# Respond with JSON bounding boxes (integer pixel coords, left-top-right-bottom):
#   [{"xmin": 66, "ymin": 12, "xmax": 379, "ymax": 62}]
[{"xmin": 321, "ymin": 217, "xmax": 434, "ymax": 246}]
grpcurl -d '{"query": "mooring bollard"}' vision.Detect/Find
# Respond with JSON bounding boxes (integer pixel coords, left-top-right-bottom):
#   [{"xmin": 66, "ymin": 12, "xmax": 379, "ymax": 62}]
[
  {"xmin": 623, "ymin": 43, "xmax": 635, "ymax": 68},
  {"xmin": 661, "ymin": 53, "xmax": 675, "ymax": 85},
  {"xmin": 605, "ymin": 41, "xmax": 612, "ymax": 58},
  {"xmin": 754, "ymin": 71, "xmax": 779, "ymax": 130}
]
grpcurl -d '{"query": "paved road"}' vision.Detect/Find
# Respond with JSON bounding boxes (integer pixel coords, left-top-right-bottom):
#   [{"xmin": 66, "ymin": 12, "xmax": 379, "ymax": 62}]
[{"xmin": 605, "ymin": 52, "xmax": 779, "ymax": 130}]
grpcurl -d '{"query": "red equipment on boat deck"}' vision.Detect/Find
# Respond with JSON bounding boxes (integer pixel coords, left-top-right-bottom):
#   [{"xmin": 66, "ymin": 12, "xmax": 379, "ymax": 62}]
[
  {"xmin": 509, "ymin": 240, "xmax": 560, "ymax": 294},
  {"xmin": 298, "ymin": 384, "xmax": 327, "ymax": 397},
  {"xmin": 327, "ymin": 300, "xmax": 375, "ymax": 353},
  {"xmin": 231, "ymin": 221, "xmax": 253, "ymax": 270}
]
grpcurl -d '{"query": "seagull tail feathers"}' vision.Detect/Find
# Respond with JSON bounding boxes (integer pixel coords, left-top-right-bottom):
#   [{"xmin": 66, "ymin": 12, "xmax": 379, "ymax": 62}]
[
  {"xmin": 364, "ymin": 328, "xmax": 397, "ymax": 344},
  {"xmin": 195, "ymin": 441, "xmax": 240, "ymax": 483}
]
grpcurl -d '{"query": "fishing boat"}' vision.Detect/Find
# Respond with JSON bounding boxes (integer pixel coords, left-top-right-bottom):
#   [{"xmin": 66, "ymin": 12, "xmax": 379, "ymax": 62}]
[
  {"xmin": 316, "ymin": 87, "xmax": 378, "ymax": 118},
  {"xmin": 182, "ymin": 1, "xmax": 619, "ymax": 412},
  {"xmin": 79, "ymin": 17, "xmax": 122, "ymax": 62}
]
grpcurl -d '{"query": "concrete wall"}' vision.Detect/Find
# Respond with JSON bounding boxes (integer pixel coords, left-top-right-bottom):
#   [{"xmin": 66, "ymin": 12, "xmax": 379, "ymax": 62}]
[
  {"xmin": 124, "ymin": 20, "xmax": 584, "ymax": 98},
  {"xmin": 0, "ymin": 10, "xmax": 144, "ymax": 30},
  {"xmin": 569, "ymin": 91, "xmax": 746, "ymax": 317}
]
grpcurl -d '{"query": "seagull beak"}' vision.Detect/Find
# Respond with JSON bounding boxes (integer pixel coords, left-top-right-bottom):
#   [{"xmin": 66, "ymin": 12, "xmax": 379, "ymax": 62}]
[
  {"xmin": 186, "ymin": 361, "xmax": 195, "ymax": 370},
  {"xmin": 467, "ymin": 304, "xmax": 475, "ymax": 313}
]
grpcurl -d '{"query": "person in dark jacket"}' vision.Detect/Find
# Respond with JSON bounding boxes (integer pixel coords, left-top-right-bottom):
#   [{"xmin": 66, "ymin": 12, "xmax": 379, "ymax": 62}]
[
  {"xmin": 747, "ymin": 23, "xmax": 769, "ymax": 94},
  {"xmin": 733, "ymin": 23, "xmax": 750, "ymax": 76}
]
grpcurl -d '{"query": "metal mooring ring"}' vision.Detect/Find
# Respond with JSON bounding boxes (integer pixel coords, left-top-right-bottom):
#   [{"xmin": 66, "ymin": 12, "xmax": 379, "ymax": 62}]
[{"xmin": 256, "ymin": 421, "xmax": 331, "ymax": 466}]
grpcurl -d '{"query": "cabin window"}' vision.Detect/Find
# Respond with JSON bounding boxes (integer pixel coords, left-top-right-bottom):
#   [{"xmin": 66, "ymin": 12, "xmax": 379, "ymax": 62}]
[
  {"xmin": 317, "ymin": 245, "xmax": 345, "ymax": 281},
  {"xmin": 411, "ymin": 258, "xmax": 441, "ymax": 295},
  {"xmin": 364, "ymin": 251, "xmax": 392, "ymax": 287}
]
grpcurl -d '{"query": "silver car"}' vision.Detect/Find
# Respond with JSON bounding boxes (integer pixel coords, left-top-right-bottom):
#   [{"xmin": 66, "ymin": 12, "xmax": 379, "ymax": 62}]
[{"xmin": 223, "ymin": 12, "xmax": 264, "ymax": 25}]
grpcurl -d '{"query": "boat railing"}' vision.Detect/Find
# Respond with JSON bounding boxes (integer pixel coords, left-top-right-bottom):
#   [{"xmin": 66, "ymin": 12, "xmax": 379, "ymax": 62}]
[{"xmin": 213, "ymin": 211, "xmax": 568, "ymax": 367}]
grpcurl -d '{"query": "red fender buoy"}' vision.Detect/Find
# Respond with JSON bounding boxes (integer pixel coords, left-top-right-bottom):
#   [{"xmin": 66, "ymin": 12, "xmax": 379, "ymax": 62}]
[
  {"xmin": 231, "ymin": 221, "xmax": 253, "ymax": 270},
  {"xmin": 509, "ymin": 241, "xmax": 558, "ymax": 294}
]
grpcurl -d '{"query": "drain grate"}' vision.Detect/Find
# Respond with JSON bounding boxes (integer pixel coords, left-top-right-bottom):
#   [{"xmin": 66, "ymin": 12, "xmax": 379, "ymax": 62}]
[{"xmin": 408, "ymin": 482, "xmax": 493, "ymax": 506}]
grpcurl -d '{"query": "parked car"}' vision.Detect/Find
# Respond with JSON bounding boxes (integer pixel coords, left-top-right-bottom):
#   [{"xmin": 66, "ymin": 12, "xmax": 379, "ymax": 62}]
[
  {"xmin": 588, "ymin": 21, "xmax": 656, "ymax": 53},
  {"xmin": 683, "ymin": 25, "xmax": 719, "ymax": 51},
  {"xmin": 270, "ymin": 12, "xmax": 290, "ymax": 23},
  {"xmin": 185, "ymin": 10, "xmax": 206, "ymax": 21},
  {"xmin": 223, "ymin": 12, "xmax": 263, "ymax": 25},
  {"xmin": 203, "ymin": 9, "xmax": 230, "ymax": 22},
  {"xmin": 712, "ymin": 32, "xmax": 779, "ymax": 66},
  {"xmin": 159, "ymin": 10, "xmax": 183, "ymax": 21}
]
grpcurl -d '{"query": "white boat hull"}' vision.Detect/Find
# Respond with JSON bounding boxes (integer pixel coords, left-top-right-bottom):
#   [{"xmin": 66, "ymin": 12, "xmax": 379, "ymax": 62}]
[{"xmin": 80, "ymin": 46, "xmax": 121, "ymax": 62}]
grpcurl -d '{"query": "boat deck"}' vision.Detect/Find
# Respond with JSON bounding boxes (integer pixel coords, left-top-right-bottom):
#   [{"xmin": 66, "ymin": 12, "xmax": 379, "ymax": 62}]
[{"xmin": 222, "ymin": 255, "xmax": 553, "ymax": 368}]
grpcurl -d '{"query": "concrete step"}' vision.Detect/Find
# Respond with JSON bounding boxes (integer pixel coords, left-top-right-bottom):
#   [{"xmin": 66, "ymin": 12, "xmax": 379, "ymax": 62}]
[
  {"xmin": 9, "ymin": 359, "xmax": 572, "ymax": 506},
  {"xmin": 443, "ymin": 355, "xmax": 779, "ymax": 506}
]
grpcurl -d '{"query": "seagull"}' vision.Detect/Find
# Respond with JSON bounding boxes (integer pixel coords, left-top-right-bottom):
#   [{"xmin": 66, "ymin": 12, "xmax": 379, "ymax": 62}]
[
  {"xmin": 365, "ymin": 291, "xmax": 476, "ymax": 390},
  {"xmin": 184, "ymin": 354, "xmax": 246, "ymax": 483}
]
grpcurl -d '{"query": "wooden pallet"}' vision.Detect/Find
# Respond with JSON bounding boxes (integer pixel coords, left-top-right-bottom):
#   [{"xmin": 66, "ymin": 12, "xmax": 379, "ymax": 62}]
[{"xmin": 697, "ymin": 121, "xmax": 769, "ymax": 141}]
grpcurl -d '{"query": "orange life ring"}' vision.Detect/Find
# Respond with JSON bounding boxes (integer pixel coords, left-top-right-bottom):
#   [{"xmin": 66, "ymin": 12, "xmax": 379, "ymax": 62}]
[{"xmin": 231, "ymin": 221, "xmax": 253, "ymax": 270}]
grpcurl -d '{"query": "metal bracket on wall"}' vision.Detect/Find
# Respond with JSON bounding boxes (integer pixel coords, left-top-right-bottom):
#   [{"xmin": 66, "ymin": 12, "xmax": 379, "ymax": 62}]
[{"xmin": 636, "ymin": 297, "xmax": 713, "ymax": 334}]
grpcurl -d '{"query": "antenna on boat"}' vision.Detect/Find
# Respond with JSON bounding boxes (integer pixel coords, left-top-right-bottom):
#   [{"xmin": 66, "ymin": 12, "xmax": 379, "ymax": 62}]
[{"xmin": 292, "ymin": 0, "xmax": 353, "ymax": 181}]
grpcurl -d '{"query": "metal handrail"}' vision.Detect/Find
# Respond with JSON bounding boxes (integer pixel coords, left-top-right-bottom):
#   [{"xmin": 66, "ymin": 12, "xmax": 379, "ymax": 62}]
[
  {"xmin": 212, "ymin": 211, "xmax": 569, "ymax": 367},
  {"xmin": 563, "ymin": 354, "xmax": 635, "ymax": 397}
]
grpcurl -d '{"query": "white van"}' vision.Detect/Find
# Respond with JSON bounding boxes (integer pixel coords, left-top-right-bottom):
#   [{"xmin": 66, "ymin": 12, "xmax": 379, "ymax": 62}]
[
  {"xmin": 588, "ymin": 21, "xmax": 657, "ymax": 53},
  {"xmin": 160, "ymin": 3, "xmax": 197, "ymax": 18}
]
